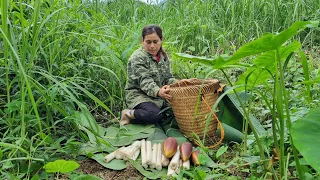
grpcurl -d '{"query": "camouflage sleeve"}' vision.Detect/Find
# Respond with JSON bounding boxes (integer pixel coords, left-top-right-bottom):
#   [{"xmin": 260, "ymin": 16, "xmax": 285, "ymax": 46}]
[
  {"xmin": 167, "ymin": 77, "xmax": 178, "ymax": 85},
  {"xmin": 131, "ymin": 57, "xmax": 160, "ymax": 98}
]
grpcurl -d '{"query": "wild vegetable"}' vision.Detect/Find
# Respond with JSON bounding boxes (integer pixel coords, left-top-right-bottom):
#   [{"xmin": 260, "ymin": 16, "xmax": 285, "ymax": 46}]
[
  {"xmin": 150, "ymin": 143, "xmax": 158, "ymax": 169},
  {"xmin": 104, "ymin": 137, "xmax": 202, "ymax": 177},
  {"xmin": 146, "ymin": 141, "xmax": 152, "ymax": 165},
  {"xmin": 191, "ymin": 150, "xmax": 200, "ymax": 166},
  {"xmin": 141, "ymin": 139, "xmax": 148, "ymax": 168},
  {"xmin": 156, "ymin": 143, "xmax": 162, "ymax": 171},
  {"xmin": 179, "ymin": 142, "xmax": 193, "ymax": 161},
  {"xmin": 168, "ymin": 146, "xmax": 180, "ymax": 171},
  {"xmin": 182, "ymin": 159, "xmax": 190, "ymax": 170},
  {"xmin": 162, "ymin": 137, "xmax": 178, "ymax": 158}
]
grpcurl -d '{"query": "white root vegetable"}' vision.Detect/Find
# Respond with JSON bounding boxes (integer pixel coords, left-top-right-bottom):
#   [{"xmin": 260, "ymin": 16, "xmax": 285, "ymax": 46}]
[
  {"xmin": 150, "ymin": 143, "xmax": 158, "ymax": 169},
  {"xmin": 131, "ymin": 149, "xmax": 140, "ymax": 161},
  {"xmin": 182, "ymin": 159, "xmax": 190, "ymax": 170},
  {"xmin": 156, "ymin": 143, "xmax": 162, "ymax": 171},
  {"xmin": 115, "ymin": 147, "xmax": 127, "ymax": 159},
  {"xmin": 177, "ymin": 159, "xmax": 182, "ymax": 173},
  {"xmin": 141, "ymin": 139, "xmax": 148, "ymax": 168},
  {"xmin": 161, "ymin": 154, "xmax": 169, "ymax": 167},
  {"xmin": 171, "ymin": 159, "xmax": 182, "ymax": 175},
  {"xmin": 103, "ymin": 151, "xmax": 116, "ymax": 163},
  {"xmin": 146, "ymin": 141, "xmax": 152, "ymax": 165},
  {"xmin": 123, "ymin": 141, "xmax": 141, "ymax": 160},
  {"xmin": 167, "ymin": 164, "xmax": 177, "ymax": 177},
  {"xmin": 168, "ymin": 146, "xmax": 180, "ymax": 170}
]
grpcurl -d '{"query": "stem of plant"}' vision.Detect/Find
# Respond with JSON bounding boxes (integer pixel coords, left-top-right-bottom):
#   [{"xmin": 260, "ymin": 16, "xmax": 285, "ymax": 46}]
[
  {"xmin": 277, "ymin": 50, "xmax": 303, "ymax": 179},
  {"xmin": 275, "ymin": 49, "xmax": 285, "ymax": 178},
  {"xmin": 221, "ymin": 69, "xmax": 267, "ymax": 170}
]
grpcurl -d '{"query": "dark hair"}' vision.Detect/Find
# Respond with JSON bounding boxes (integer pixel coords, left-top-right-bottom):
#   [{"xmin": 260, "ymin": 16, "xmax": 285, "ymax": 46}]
[{"xmin": 142, "ymin": 24, "xmax": 168, "ymax": 60}]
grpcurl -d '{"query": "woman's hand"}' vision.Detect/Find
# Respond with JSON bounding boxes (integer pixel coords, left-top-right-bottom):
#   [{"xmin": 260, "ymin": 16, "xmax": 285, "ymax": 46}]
[{"xmin": 157, "ymin": 85, "xmax": 172, "ymax": 101}]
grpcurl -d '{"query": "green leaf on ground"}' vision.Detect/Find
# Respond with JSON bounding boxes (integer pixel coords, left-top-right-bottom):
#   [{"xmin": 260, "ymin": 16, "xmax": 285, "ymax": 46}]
[
  {"xmin": 216, "ymin": 146, "xmax": 228, "ymax": 158},
  {"xmin": 72, "ymin": 174, "xmax": 102, "ymax": 180},
  {"xmin": 104, "ymin": 124, "xmax": 155, "ymax": 147},
  {"xmin": 198, "ymin": 150, "xmax": 217, "ymax": 168},
  {"xmin": 78, "ymin": 141, "xmax": 114, "ymax": 155},
  {"xmin": 91, "ymin": 153, "xmax": 127, "ymax": 170},
  {"xmin": 129, "ymin": 159, "xmax": 167, "ymax": 179}
]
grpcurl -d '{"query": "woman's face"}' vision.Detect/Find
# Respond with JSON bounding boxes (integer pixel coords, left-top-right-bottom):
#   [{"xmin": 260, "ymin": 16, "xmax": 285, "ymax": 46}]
[{"xmin": 142, "ymin": 33, "xmax": 162, "ymax": 57}]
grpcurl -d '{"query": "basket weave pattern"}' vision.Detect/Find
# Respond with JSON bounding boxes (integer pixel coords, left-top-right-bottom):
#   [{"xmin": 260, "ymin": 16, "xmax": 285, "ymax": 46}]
[{"xmin": 169, "ymin": 79, "xmax": 220, "ymax": 140}]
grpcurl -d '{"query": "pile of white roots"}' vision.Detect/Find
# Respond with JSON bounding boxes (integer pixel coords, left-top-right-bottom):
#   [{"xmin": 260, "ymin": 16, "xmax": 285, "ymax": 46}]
[{"xmin": 103, "ymin": 139, "xmax": 190, "ymax": 177}]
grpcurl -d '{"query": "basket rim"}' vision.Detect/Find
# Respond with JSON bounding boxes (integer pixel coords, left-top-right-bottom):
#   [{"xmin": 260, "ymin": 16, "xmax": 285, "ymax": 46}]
[{"xmin": 169, "ymin": 78, "xmax": 220, "ymax": 88}]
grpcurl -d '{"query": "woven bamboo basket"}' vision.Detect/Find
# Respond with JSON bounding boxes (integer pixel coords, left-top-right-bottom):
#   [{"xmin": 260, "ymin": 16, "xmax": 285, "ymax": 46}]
[{"xmin": 169, "ymin": 79, "xmax": 220, "ymax": 143}]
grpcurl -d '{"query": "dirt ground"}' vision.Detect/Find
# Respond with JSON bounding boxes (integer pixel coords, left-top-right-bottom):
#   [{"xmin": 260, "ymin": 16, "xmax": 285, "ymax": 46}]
[{"xmin": 78, "ymin": 158, "xmax": 145, "ymax": 180}]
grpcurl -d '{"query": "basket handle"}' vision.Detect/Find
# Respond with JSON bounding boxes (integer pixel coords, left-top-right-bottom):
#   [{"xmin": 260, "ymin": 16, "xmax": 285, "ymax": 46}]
[
  {"xmin": 194, "ymin": 84, "xmax": 226, "ymax": 149},
  {"xmin": 167, "ymin": 79, "xmax": 195, "ymax": 104}
]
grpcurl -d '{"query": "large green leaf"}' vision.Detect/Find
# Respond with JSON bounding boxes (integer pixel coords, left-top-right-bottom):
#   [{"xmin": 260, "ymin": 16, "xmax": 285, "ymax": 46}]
[
  {"xmin": 129, "ymin": 159, "xmax": 167, "ymax": 179},
  {"xmin": 76, "ymin": 110, "xmax": 155, "ymax": 147},
  {"xmin": 78, "ymin": 141, "xmax": 114, "ymax": 155},
  {"xmin": 72, "ymin": 175, "xmax": 102, "ymax": 180},
  {"xmin": 174, "ymin": 53, "xmax": 217, "ymax": 66},
  {"xmin": 253, "ymin": 41, "xmax": 301, "ymax": 68},
  {"xmin": 235, "ymin": 41, "xmax": 301, "ymax": 91},
  {"xmin": 104, "ymin": 124, "xmax": 155, "ymax": 147},
  {"xmin": 146, "ymin": 127, "xmax": 168, "ymax": 144},
  {"xmin": 236, "ymin": 67, "xmax": 272, "ymax": 90},
  {"xmin": 291, "ymin": 108, "xmax": 320, "ymax": 172},
  {"xmin": 91, "ymin": 153, "xmax": 127, "ymax": 170}
]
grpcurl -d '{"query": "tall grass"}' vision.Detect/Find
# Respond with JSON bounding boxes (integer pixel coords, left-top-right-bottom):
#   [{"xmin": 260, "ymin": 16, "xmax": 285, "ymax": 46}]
[{"xmin": 0, "ymin": 0, "xmax": 319, "ymax": 178}]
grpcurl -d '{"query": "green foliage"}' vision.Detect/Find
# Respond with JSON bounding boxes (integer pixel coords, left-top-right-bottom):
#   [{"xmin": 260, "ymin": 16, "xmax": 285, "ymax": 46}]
[
  {"xmin": 216, "ymin": 146, "xmax": 228, "ymax": 159},
  {"xmin": 173, "ymin": 20, "xmax": 320, "ymax": 179},
  {"xmin": 44, "ymin": 159, "xmax": 79, "ymax": 173},
  {"xmin": 76, "ymin": 110, "xmax": 155, "ymax": 148},
  {"xmin": 130, "ymin": 160, "xmax": 167, "ymax": 180},
  {"xmin": 291, "ymin": 108, "xmax": 320, "ymax": 172},
  {"xmin": 91, "ymin": 153, "xmax": 127, "ymax": 171},
  {"xmin": 72, "ymin": 174, "xmax": 102, "ymax": 180},
  {"xmin": 0, "ymin": 0, "xmax": 319, "ymax": 179}
]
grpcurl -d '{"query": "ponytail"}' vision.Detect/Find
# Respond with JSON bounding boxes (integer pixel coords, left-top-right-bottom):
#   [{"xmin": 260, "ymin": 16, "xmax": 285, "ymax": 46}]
[{"xmin": 160, "ymin": 47, "xmax": 168, "ymax": 60}]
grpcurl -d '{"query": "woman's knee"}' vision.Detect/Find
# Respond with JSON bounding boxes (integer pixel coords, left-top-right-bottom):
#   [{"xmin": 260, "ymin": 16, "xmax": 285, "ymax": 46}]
[
  {"xmin": 135, "ymin": 109, "xmax": 162, "ymax": 124},
  {"xmin": 134, "ymin": 102, "xmax": 162, "ymax": 124},
  {"xmin": 146, "ymin": 113, "xmax": 162, "ymax": 124}
]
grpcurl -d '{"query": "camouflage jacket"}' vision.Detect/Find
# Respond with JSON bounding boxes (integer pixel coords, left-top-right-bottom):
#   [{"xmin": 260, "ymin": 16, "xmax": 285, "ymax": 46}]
[{"xmin": 125, "ymin": 47, "xmax": 177, "ymax": 109}]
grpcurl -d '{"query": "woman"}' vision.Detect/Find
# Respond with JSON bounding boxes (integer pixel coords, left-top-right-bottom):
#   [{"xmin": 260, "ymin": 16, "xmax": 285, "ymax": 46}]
[{"xmin": 120, "ymin": 24, "xmax": 178, "ymax": 125}]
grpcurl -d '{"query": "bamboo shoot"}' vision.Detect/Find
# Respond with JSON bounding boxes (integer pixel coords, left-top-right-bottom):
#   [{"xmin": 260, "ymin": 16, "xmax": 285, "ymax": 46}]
[
  {"xmin": 141, "ymin": 139, "xmax": 148, "ymax": 168},
  {"xmin": 182, "ymin": 159, "xmax": 190, "ymax": 170},
  {"xmin": 103, "ymin": 151, "xmax": 116, "ymax": 163},
  {"xmin": 168, "ymin": 146, "xmax": 180, "ymax": 170},
  {"xmin": 156, "ymin": 143, "xmax": 162, "ymax": 170},
  {"xmin": 150, "ymin": 143, "xmax": 157, "ymax": 169},
  {"xmin": 131, "ymin": 149, "xmax": 140, "ymax": 161},
  {"xmin": 146, "ymin": 141, "xmax": 152, "ymax": 165}
]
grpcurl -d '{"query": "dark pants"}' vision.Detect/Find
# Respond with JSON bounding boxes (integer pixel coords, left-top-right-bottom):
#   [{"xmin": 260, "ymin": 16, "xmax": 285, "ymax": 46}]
[{"xmin": 133, "ymin": 102, "xmax": 163, "ymax": 124}]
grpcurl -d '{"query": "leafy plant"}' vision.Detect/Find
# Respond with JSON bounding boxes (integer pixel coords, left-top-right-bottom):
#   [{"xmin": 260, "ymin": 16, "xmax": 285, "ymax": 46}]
[
  {"xmin": 216, "ymin": 146, "xmax": 228, "ymax": 159},
  {"xmin": 44, "ymin": 159, "xmax": 80, "ymax": 179},
  {"xmin": 44, "ymin": 159, "xmax": 80, "ymax": 173},
  {"xmin": 1, "ymin": 0, "xmax": 319, "ymax": 179},
  {"xmin": 291, "ymin": 108, "xmax": 320, "ymax": 173},
  {"xmin": 175, "ymin": 21, "xmax": 319, "ymax": 179}
]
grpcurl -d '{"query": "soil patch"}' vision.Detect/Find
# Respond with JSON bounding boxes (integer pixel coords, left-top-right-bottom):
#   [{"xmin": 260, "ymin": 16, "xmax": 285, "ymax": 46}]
[{"xmin": 78, "ymin": 158, "xmax": 145, "ymax": 180}]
